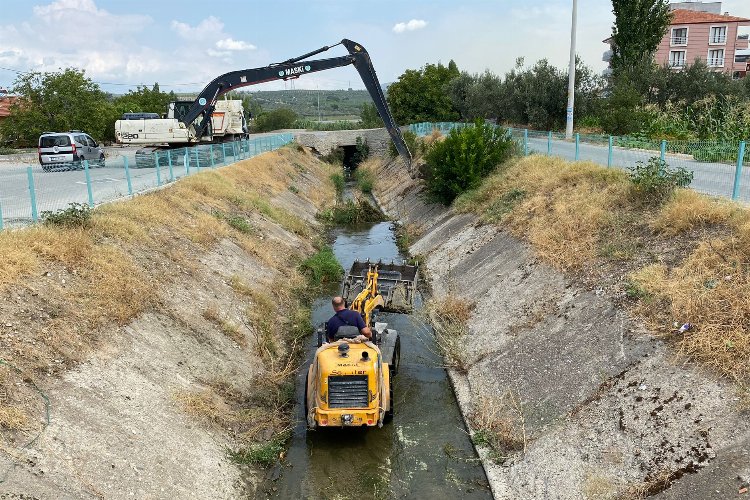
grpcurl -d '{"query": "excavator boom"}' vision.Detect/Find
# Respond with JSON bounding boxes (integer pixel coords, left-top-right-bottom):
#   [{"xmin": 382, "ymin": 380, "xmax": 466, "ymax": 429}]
[{"xmin": 182, "ymin": 39, "xmax": 412, "ymax": 170}]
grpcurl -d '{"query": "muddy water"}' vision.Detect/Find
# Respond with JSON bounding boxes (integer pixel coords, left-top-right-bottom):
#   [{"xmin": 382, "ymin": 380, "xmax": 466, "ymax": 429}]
[{"xmin": 261, "ymin": 221, "xmax": 490, "ymax": 500}]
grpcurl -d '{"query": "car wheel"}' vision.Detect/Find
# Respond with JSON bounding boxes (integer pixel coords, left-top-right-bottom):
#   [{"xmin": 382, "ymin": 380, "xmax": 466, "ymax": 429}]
[{"xmin": 98, "ymin": 154, "xmax": 106, "ymax": 168}]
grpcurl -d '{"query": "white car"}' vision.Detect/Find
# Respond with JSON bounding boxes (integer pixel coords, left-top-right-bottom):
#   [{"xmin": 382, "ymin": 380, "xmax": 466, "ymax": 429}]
[{"xmin": 38, "ymin": 131, "xmax": 105, "ymax": 172}]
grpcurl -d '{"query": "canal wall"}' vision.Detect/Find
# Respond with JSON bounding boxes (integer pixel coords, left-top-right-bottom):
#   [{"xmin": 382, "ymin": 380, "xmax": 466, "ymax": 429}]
[{"xmin": 369, "ymin": 156, "xmax": 750, "ymax": 499}]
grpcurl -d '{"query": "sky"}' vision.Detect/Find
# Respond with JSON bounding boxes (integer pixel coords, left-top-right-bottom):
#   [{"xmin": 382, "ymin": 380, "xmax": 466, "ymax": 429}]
[{"xmin": 1, "ymin": 0, "xmax": 749, "ymax": 94}]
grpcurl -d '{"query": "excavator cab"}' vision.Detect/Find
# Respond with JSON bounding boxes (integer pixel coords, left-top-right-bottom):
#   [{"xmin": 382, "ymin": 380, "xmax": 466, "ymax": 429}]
[{"xmin": 306, "ymin": 260, "xmax": 417, "ymax": 428}]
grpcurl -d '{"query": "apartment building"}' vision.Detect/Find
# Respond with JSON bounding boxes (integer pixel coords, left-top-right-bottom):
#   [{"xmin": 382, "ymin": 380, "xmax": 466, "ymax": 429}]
[{"xmin": 604, "ymin": 2, "xmax": 750, "ymax": 78}]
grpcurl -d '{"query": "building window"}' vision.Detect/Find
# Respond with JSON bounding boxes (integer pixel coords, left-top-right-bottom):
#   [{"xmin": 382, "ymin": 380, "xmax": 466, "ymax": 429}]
[
  {"xmin": 708, "ymin": 48, "xmax": 725, "ymax": 67},
  {"xmin": 669, "ymin": 50, "xmax": 686, "ymax": 68},
  {"xmin": 671, "ymin": 27, "xmax": 688, "ymax": 46},
  {"xmin": 710, "ymin": 26, "xmax": 727, "ymax": 44}
]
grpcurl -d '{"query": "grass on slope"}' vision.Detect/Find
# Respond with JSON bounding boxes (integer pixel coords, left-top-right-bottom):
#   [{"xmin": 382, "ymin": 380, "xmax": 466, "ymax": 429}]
[{"xmin": 457, "ymin": 155, "xmax": 750, "ymax": 383}]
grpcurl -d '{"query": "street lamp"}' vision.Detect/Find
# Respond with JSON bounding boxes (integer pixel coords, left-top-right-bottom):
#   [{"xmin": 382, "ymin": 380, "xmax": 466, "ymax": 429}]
[{"xmin": 565, "ymin": 0, "xmax": 578, "ymax": 139}]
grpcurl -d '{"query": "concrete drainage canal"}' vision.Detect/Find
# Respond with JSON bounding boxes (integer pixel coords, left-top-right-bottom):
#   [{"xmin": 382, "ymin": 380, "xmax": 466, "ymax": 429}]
[{"xmin": 257, "ymin": 212, "xmax": 491, "ymax": 499}]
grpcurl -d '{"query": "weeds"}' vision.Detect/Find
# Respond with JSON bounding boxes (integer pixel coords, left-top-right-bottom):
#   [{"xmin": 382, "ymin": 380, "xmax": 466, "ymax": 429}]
[
  {"xmin": 468, "ymin": 391, "xmax": 527, "ymax": 464},
  {"xmin": 330, "ymin": 172, "xmax": 345, "ymax": 200},
  {"xmin": 354, "ymin": 167, "xmax": 375, "ymax": 194},
  {"xmin": 299, "ymin": 246, "xmax": 343, "ymax": 285},
  {"xmin": 41, "ymin": 203, "xmax": 92, "ymax": 228},
  {"xmin": 229, "ymin": 430, "xmax": 291, "ymax": 467},
  {"xmin": 317, "ymin": 199, "xmax": 385, "ymax": 225},
  {"xmin": 428, "ymin": 295, "xmax": 473, "ymax": 372},
  {"xmin": 628, "ymin": 157, "xmax": 693, "ymax": 205}
]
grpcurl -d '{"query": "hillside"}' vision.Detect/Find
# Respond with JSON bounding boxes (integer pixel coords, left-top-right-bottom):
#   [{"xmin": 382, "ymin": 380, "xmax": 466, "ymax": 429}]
[{"xmin": 242, "ymin": 89, "xmax": 377, "ymax": 119}]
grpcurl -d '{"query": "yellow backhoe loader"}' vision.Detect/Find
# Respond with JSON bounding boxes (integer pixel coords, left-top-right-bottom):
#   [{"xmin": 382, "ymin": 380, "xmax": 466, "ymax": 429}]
[{"xmin": 305, "ymin": 260, "xmax": 418, "ymax": 428}]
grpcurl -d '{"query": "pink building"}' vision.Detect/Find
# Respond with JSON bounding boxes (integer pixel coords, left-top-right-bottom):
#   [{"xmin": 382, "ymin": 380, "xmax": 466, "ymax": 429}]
[
  {"xmin": 658, "ymin": 9, "xmax": 750, "ymax": 77},
  {"xmin": 604, "ymin": 2, "xmax": 750, "ymax": 78}
]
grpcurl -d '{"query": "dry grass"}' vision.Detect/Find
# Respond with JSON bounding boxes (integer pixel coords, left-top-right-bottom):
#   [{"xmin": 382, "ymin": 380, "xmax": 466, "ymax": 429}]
[
  {"xmin": 428, "ymin": 295, "xmax": 474, "ymax": 372},
  {"xmin": 458, "ymin": 156, "xmax": 630, "ymax": 270},
  {"xmin": 582, "ymin": 472, "xmax": 619, "ymax": 500},
  {"xmin": 0, "ymin": 405, "xmax": 28, "ymax": 431},
  {"xmin": 469, "ymin": 391, "xmax": 527, "ymax": 464},
  {"xmin": 651, "ymin": 189, "xmax": 741, "ymax": 236}
]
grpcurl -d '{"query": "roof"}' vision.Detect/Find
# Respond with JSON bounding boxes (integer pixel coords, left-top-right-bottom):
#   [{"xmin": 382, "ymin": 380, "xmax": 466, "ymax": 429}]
[{"xmin": 671, "ymin": 9, "xmax": 750, "ymax": 25}]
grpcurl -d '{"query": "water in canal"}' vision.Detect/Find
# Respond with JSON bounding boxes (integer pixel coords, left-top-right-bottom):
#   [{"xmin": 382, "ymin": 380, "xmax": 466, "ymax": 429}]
[{"xmin": 260, "ymin": 220, "xmax": 491, "ymax": 500}]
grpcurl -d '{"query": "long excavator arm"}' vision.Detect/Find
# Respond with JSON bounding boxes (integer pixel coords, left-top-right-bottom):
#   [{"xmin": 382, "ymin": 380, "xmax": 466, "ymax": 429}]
[{"xmin": 182, "ymin": 39, "xmax": 412, "ymax": 170}]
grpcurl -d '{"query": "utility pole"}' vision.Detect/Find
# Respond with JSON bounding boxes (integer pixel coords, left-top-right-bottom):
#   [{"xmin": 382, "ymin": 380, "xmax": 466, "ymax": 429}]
[{"xmin": 565, "ymin": 0, "xmax": 578, "ymax": 139}]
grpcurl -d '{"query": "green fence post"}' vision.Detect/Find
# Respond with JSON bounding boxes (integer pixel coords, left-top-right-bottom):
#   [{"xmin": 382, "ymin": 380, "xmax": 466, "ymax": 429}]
[
  {"xmin": 167, "ymin": 150, "xmax": 174, "ymax": 181},
  {"xmin": 154, "ymin": 153, "xmax": 162, "ymax": 186},
  {"xmin": 221, "ymin": 143, "xmax": 227, "ymax": 164},
  {"xmin": 124, "ymin": 156, "xmax": 133, "ymax": 194},
  {"xmin": 660, "ymin": 140, "xmax": 667, "ymax": 162},
  {"xmin": 523, "ymin": 129, "xmax": 529, "ymax": 156},
  {"xmin": 575, "ymin": 133, "xmax": 580, "ymax": 161},
  {"xmin": 26, "ymin": 167, "xmax": 38, "ymax": 222},
  {"xmin": 210, "ymin": 144, "xmax": 215, "ymax": 168},
  {"xmin": 195, "ymin": 147, "xmax": 201, "ymax": 169},
  {"xmin": 608, "ymin": 136, "xmax": 613, "ymax": 168},
  {"xmin": 0, "ymin": 198, "xmax": 4, "ymax": 231},
  {"xmin": 83, "ymin": 160, "xmax": 94, "ymax": 207},
  {"xmin": 184, "ymin": 148, "xmax": 190, "ymax": 175},
  {"xmin": 547, "ymin": 131, "xmax": 552, "ymax": 156},
  {"xmin": 732, "ymin": 141, "xmax": 746, "ymax": 201}
]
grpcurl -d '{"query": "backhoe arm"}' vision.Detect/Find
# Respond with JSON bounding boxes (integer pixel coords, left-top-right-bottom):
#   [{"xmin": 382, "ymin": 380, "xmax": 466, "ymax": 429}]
[{"xmin": 181, "ymin": 39, "xmax": 412, "ymax": 170}]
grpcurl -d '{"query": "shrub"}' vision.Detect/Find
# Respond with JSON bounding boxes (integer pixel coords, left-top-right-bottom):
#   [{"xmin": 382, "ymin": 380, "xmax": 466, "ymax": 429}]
[
  {"xmin": 317, "ymin": 199, "xmax": 385, "ymax": 225},
  {"xmin": 351, "ymin": 137, "xmax": 369, "ymax": 167},
  {"xmin": 628, "ymin": 157, "xmax": 693, "ymax": 204},
  {"xmin": 41, "ymin": 203, "xmax": 92, "ymax": 228},
  {"xmin": 252, "ymin": 108, "xmax": 297, "ymax": 133},
  {"xmin": 322, "ymin": 147, "xmax": 344, "ymax": 166},
  {"xmin": 423, "ymin": 120, "xmax": 515, "ymax": 204}
]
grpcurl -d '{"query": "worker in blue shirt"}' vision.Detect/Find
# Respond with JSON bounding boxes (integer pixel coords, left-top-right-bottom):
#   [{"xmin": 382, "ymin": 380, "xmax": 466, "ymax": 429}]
[{"xmin": 326, "ymin": 296, "xmax": 372, "ymax": 342}]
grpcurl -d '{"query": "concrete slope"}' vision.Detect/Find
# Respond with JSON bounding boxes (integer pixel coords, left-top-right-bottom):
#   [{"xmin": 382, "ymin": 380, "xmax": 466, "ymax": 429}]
[{"xmin": 371, "ymin": 157, "xmax": 750, "ymax": 499}]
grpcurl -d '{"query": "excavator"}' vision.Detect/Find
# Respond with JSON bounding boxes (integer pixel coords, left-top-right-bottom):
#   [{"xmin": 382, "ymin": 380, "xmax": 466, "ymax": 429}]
[
  {"xmin": 305, "ymin": 260, "xmax": 418, "ymax": 428},
  {"xmin": 115, "ymin": 39, "xmax": 412, "ymax": 171}
]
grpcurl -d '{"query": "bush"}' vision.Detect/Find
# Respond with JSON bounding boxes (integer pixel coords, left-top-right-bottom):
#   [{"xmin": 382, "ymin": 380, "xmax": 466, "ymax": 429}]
[
  {"xmin": 628, "ymin": 157, "xmax": 693, "ymax": 204},
  {"xmin": 322, "ymin": 147, "xmax": 344, "ymax": 166},
  {"xmin": 423, "ymin": 120, "xmax": 515, "ymax": 204},
  {"xmin": 316, "ymin": 199, "xmax": 385, "ymax": 225},
  {"xmin": 252, "ymin": 108, "xmax": 297, "ymax": 132},
  {"xmin": 41, "ymin": 203, "xmax": 92, "ymax": 228}
]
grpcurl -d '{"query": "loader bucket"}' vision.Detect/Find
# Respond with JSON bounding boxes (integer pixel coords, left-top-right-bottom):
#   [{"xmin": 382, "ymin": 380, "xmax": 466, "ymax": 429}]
[{"xmin": 341, "ymin": 260, "xmax": 418, "ymax": 313}]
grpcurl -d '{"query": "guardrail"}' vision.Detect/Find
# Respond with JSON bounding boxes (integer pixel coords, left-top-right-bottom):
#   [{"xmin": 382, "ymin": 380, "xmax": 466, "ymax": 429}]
[
  {"xmin": 407, "ymin": 122, "xmax": 749, "ymax": 203},
  {"xmin": 0, "ymin": 133, "xmax": 294, "ymax": 229}
]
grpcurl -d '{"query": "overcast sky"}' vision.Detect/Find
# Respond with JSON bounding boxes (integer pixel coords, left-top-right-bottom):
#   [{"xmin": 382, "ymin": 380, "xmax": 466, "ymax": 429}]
[{"xmin": 1, "ymin": 0, "xmax": 748, "ymax": 94}]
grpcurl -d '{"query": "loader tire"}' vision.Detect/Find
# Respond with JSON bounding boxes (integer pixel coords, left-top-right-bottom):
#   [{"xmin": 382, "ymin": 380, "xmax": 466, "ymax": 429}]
[{"xmin": 384, "ymin": 377, "xmax": 394, "ymax": 424}]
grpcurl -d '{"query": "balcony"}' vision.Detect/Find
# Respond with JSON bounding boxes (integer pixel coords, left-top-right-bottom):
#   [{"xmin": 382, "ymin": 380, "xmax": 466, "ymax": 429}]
[
  {"xmin": 670, "ymin": 36, "xmax": 688, "ymax": 45},
  {"xmin": 669, "ymin": 60, "xmax": 686, "ymax": 69},
  {"xmin": 710, "ymin": 35, "xmax": 727, "ymax": 44},
  {"xmin": 708, "ymin": 57, "xmax": 725, "ymax": 67}
]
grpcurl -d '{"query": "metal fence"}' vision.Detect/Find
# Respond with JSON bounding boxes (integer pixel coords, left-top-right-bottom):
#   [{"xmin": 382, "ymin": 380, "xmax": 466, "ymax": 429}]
[
  {"xmin": 408, "ymin": 123, "xmax": 749, "ymax": 203},
  {"xmin": 0, "ymin": 133, "xmax": 294, "ymax": 229}
]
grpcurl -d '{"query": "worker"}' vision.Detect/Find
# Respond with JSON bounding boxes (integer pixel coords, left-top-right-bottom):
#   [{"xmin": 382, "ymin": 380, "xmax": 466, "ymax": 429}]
[{"xmin": 326, "ymin": 296, "xmax": 372, "ymax": 342}]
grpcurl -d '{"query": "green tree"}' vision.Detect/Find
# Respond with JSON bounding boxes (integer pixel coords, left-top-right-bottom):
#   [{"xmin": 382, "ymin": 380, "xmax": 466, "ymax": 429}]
[
  {"xmin": 386, "ymin": 61, "xmax": 460, "ymax": 123},
  {"xmin": 423, "ymin": 120, "xmax": 515, "ymax": 204},
  {"xmin": 0, "ymin": 68, "xmax": 113, "ymax": 146},
  {"xmin": 252, "ymin": 107, "xmax": 297, "ymax": 132},
  {"xmin": 610, "ymin": 0, "xmax": 672, "ymax": 73},
  {"xmin": 114, "ymin": 83, "xmax": 175, "ymax": 116},
  {"xmin": 359, "ymin": 102, "xmax": 383, "ymax": 128}
]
